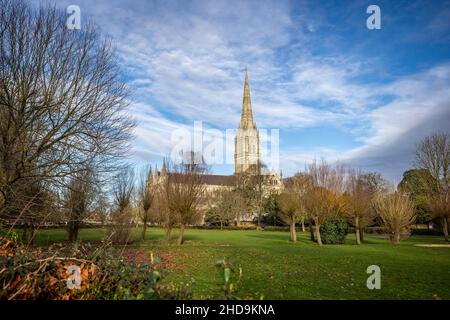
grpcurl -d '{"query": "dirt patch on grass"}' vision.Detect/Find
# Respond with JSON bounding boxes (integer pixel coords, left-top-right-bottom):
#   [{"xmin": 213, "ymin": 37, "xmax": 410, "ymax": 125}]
[{"xmin": 414, "ymin": 244, "xmax": 450, "ymax": 248}]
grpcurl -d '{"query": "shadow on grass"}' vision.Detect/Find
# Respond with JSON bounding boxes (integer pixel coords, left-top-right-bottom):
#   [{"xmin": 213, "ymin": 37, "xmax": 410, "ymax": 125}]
[{"xmin": 245, "ymin": 231, "xmax": 313, "ymax": 245}]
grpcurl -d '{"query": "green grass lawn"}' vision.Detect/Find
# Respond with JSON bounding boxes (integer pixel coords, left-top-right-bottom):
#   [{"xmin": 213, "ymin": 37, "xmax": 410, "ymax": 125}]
[{"xmin": 5, "ymin": 227, "xmax": 450, "ymax": 299}]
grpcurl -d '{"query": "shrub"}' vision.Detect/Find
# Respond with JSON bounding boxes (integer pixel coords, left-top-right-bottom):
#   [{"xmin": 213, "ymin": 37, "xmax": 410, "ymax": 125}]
[
  {"xmin": 319, "ymin": 218, "xmax": 348, "ymax": 244},
  {"xmin": 0, "ymin": 236, "xmax": 191, "ymax": 300}
]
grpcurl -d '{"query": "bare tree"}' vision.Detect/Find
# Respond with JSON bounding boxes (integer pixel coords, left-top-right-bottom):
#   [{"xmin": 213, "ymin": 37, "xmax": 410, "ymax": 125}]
[
  {"xmin": 344, "ymin": 169, "xmax": 376, "ymax": 245},
  {"xmin": 415, "ymin": 132, "xmax": 449, "ymax": 193},
  {"xmin": 253, "ymin": 161, "xmax": 267, "ymax": 228},
  {"xmin": 373, "ymin": 192, "xmax": 416, "ymax": 244},
  {"xmin": 233, "ymin": 161, "xmax": 270, "ymax": 227},
  {"xmin": 4, "ymin": 179, "xmax": 56, "ymax": 243},
  {"xmin": 429, "ymin": 192, "xmax": 450, "ymax": 241},
  {"xmin": 232, "ymin": 191, "xmax": 248, "ymax": 227},
  {"xmin": 156, "ymin": 191, "xmax": 177, "ymax": 241},
  {"xmin": 0, "ymin": 0, "xmax": 134, "ymax": 226},
  {"xmin": 305, "ymin": 186, "xmax": 345, "ymax": 245},
  {"xmin": 277, "ymin": 186, "xmax": 300, "ymax": 242},
  {"xmin": 291, "ymin": 173, "xmax": 313, "ymax": 232},
  {"xmin": 163, "ymin": 153, "xmax": 206, "ymax": 245},
  {"xmin": 415, "ymin": 132, "xmax": 450, "ymax": 240},
  {"xmin": 307, "ymin": 159, "xmax": 347, "ymax": 194},
  {"xmin": 305, "ymin": 159, "xmax": 347, "ymax": 245},
  {"xmin": 360, "ymin": 172, "xmax": 390, "ymax": 195},
  {"xmin": 64, "ymin": 167, "xmax": 98, "ymax": 242},
  {"xmin": 206, "ymin": 189, "xmax": 246, "ymax": 229},
  {"xmin": 205, "ymin": 190, "xmax": 231, "ymax": 229},
  {"xmin": 137, "ymin": 165, "xmax": 156, "ymax": 240},
  {"xmin": 109, "ymin": 167, "xmax": 135, "ymax": 244},
  {"xmin": 234, "ymin": 173, "xmax": 255, "ymax": 224}
]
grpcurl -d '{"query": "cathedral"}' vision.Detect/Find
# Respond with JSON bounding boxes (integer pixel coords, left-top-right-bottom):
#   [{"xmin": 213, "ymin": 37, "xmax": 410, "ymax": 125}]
[
  {"xmin": 151, "ymin": 69, "xmax": 283, "ymax": 223},
  {"xmin": 155, "ymin": 69, "xmax": 282, "ymax": 190},
  {"xmin": 201, "ymin": 69, "xmax": 282, "ymax": 194}
]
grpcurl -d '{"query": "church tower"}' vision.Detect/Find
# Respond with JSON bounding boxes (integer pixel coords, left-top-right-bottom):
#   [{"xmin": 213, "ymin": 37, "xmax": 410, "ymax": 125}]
[{"xmin": 234, "ymin": 68, "xmax": 261, "ymax": 174}]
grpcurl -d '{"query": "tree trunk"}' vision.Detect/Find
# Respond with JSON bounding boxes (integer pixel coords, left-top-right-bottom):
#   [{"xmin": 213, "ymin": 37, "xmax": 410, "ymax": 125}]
[
  {"xmin": 443, "ymin": 216, "xmax": 449, "ymax": 241},
  {"xmin": 68, "ymin": 221, "xmax": 79, "ymax": 242},
  {"xmin": 391, "ymin": 230, "xmax": 400, "ymax": 244},
  {"xmin": 22, "ymin": 223, "xmax": 35, "ymax": 244},
  {"xmin": 220, "ymin": 220, "xmax": 223, "ymax": 230},
  {"xmin": 301, "ymin": 218, "xmax": 305, "ymax": 232},
  {"xmin": 257, "ymin": 210, "xmax": 261, "ymax": 229},
  {"xmin": 290, "ymin": 219, "xmax": 297, "ymax": 242},
  {"xmin": 165, "ymin": 227, "xmax": 172, "ymax": 241},
  {"xmin": 315, "ymin": 218, "xmax": 322, "ymax": 246},
  {"xmin": 141, "ymin": 215, "xmax": 148, "ymax": 240},
  {"xmin": 359, "ymin": 227, "xmax": 364, "ymax": 242},
  {"xmin": 355, "ymin": 216, "xmax": 361, "ymax": 245},
  {"xmin": 392, "ymin": 232, "xmax": 400, "ymax": 244},
  {"xmin": 177, "ymin": 224, "xmax": 185, "ymax": 245},
  {"xmin": 68, "ymin": 209, "xmax": 82, "ymax": 242},
  {"xmin": 309, "ymin": 220, "xmax": 315, "ymax": 241}
]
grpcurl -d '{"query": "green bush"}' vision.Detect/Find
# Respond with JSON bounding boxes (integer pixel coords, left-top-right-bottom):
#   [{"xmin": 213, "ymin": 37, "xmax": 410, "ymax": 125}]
[{"xmin": 320, "ymin": 218, "xmax": 348, "ymax": 244}]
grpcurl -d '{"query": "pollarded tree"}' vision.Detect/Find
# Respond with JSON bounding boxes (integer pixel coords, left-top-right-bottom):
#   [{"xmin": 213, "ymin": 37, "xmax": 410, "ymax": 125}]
[
  {"xmin": 304, "ymin": 186, "xmax": 345, "ymax": 246},
  {"xmin": 291, "ymin": 173, "xmax": 313, "ymax": 232},
  {"xmin": 344, "ymin": 169, "xmax": 376, "ymax": 245},
  {"xmin": 154, "ymin": 187, "xmax": 177, "ymax": 241},
  {"xmin": 305, "ymin": 159, "xmax": 347, "ymax": 245},
  {"xmin": 429, "ymin": 192, "xmax": 450, "ymax": 241},
  {"xmin": 109, "ymin": 167, "xmax": 135, "ymax": 244},
  {"xmin": 163, "ymin": 153, "xmax": 206, "ymax": 245},
  {"xmin": 277, "ymin": 188, "xmax": 300, "ymax": 242},
  {"xmin": 373, "ymin": 192, "xmax": 416, "ymax": 244},
  {"xmin": 137, "ymin": 165, "xmax": 156, "ymax": 240}
]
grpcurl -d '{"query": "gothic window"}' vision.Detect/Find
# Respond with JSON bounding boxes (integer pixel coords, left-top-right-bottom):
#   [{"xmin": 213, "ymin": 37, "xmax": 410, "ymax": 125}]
[{"xmin": 245, "ymin": 136, "xmax": 249, "ymax": 153}]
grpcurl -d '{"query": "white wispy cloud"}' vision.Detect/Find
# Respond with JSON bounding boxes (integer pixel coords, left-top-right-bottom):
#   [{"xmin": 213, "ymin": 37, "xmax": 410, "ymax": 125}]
[{"xmin": 36, "ymin": 0, "xmax": 450, "ymax": 181}]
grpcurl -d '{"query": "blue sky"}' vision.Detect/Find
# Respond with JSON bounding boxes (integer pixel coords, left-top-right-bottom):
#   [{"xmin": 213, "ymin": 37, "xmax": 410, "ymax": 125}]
[{"xmin": 36, "ymin": 0, "xmax": 450, "ymax": 183}]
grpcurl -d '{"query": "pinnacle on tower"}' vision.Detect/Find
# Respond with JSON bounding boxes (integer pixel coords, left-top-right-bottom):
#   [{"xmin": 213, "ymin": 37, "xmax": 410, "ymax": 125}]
[
  {"xmin": 147, "ymin": 165, "xmax": 153, "ymax": 186},
  {"xmin": 161, "ymin": 158, "xmax": 167, "ymax": 176},
  {"xmin": 240, "ymin": 68, "xmax": 256, "ymax": 130}
]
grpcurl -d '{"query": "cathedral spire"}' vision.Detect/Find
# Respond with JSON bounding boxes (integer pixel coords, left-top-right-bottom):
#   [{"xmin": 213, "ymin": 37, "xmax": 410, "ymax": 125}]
[
  {"xmin": 240, "ymin": 68, "xmax": 256, "ymax": 130},
  {"xmin": 147, "ymin": 165, "xmax": 153, "ymax": 186}
]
